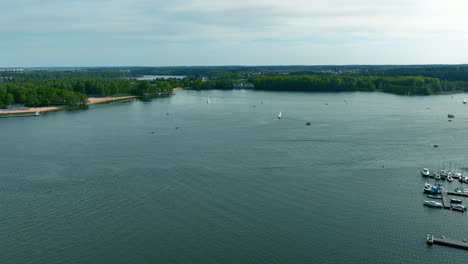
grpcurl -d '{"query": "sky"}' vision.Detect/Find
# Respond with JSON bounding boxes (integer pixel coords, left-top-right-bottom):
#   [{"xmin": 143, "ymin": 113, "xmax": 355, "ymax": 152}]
[{"xmin": 1, "ymin": 0, "xmax": 468, "ymax": 67}]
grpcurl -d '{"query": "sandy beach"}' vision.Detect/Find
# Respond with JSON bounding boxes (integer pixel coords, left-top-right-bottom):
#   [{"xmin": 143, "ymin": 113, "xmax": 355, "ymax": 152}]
[
  {"xmin": 87, "ymin": 96, "xmax": 137, "ymax": 104},
  {"xmin": 173, "ymin": 87, "xmax": 184, "ymax": 91},
  {"xmin": 0, "ymin": 95, "xmax": 138, "ymax": 115}
]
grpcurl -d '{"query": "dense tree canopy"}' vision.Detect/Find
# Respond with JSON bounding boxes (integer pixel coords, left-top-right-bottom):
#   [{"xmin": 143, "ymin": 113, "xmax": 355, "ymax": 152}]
[
  {"xmin": 250, "ymin": 75, "xmax": 443, "ymax": 95},
  {"xmin": 0, "ymin": 77, "xmax": 178, "ymax": 107}
]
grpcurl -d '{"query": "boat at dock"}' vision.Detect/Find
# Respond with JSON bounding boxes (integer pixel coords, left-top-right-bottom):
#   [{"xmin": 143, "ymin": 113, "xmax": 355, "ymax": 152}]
[
  {"xmin": 450, "ymin": 198, "xmax": 462, "ymax": 203},
  {"xmin": 424, "ymin": 201, "xmax": 443, "ymax": 208},
  {"xmin": 451, "ymin": 204, "xmax": 467, "ymax": 212},
  {"xmin": 421, "ymin": 168, "xmax": 430, "ymax": 177},
  {"xmin": 427, "ymin": 194, "xmax": 442, "ymax": 199}
]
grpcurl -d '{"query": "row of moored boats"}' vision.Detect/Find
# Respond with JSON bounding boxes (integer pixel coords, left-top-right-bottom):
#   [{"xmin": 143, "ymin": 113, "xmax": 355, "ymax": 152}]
[
  {"xmin": 422, "ymin": 182, "xmax": 467, "ymax": 212},
  {"xmin": 421, "ymin": 168, "xmax": 468, "ymax": 183}
]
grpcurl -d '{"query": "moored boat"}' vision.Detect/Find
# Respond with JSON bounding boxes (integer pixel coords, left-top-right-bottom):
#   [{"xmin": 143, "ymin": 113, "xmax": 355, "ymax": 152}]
[
  {"xmin": 447, "ymin": 175, "xmax": 453, "ymax": 182},
  {"xmin": 450, "ymin": 198, "xmax": 462, "ymax": 203},
  {"xmin": 427, "ymin": 194, "xmax": 442, "ymax": 199},
  {"xmin": 421, "ymin": 168, "xmax": 430, "ymax": 177},
  {"xmin": 451, "ymin": 204, "xmax": 466, "ymax": 212},
  {"xmin": 424, "ymin": 201, "xmax": 443, "ymax": 208}
]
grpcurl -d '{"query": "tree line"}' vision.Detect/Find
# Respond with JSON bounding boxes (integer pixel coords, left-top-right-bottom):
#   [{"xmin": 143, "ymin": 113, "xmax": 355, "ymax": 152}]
[
  {"xmin": 249, "ymin": 75, "xmax": 443, "ymax": 95},
  {"xmin": 0, "ymin": 77, "xmax": 178, "ymax": 107}
]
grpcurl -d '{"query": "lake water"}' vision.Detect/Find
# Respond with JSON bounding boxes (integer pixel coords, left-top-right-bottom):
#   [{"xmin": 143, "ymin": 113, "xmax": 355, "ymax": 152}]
[{"xmin": 1, "ymin": 90, "xmax": 468, "ymax": 263}]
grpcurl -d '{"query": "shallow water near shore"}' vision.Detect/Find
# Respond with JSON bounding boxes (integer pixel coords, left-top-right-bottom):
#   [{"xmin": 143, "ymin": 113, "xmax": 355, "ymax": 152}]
[{"xmin": 1, "ymin": 90, "xmax": 468, "ymax": 263}]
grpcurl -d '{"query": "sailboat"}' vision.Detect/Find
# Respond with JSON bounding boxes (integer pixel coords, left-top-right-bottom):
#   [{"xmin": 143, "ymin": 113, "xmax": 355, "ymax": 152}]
[
  {"xmin": 278, "ymin": 112, "xmax": 282, "ymax": 119},
  {"xmin": 463, "ymin": 98, "xmax": 467, "ymax": 104}
]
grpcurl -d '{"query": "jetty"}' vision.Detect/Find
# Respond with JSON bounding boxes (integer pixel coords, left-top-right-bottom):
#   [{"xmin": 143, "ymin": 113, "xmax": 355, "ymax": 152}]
[
  {"xmin": 427, "ymin": 234, "xmax": 468, "ymax": 250},
  {"xmin": 440, "ymin": 191, "xmax": 451, "ymax": 209}
]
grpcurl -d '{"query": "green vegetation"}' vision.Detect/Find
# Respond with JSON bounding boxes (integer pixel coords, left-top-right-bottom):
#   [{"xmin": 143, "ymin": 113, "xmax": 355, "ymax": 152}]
[
  {"xmin": 0, "ymin": 77, "xmax": 178, "ymax": 108},
  {"xmin": 250, "ymin": 75, "xmax": 442, "ymax": 95}
]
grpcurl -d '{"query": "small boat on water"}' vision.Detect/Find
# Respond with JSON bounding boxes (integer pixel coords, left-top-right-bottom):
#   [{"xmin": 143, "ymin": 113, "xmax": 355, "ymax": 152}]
[
  {"xmin": 207, "ymin": 97, "xmax": 211, "ymax": 104},
  {"xmin": 448, "ymin": 114, "xmax": 455, "ymax": 118},
  {"xmin": 34, "ymin": 111, "xmax": 41, "ymax": 116},
  {"xmin": 447, "ymin": 176, "xmax": 453, "ymax": 182},
  {"xmin": 451, "ymin": 204, "xmax": 467, "ymax": 212},
  {"xmin": 450, "ymin": 198, "xmax": 462, "ymax": 203},
  {"xmin": 427, "ymin": 194, "xmax": 442, "ymax": 199},
  {"xmin": 306, "ymin": 122, "xmax": 311, "ymax": 126},
  {"xmin": 425, "ymin": 182, "xmax": 432, "ymax": 188},
  {"xmin": 421, "ymin": 168, "xmax": 431, "ymax": 177},
  {"xmin": 424, "ymin": 186, "xmax": 441, "ymax": 194},
  {"xmin": 435, "ymin": 174, "xmax": 441, "ymax": 180},
  {"xmin": 464, "ymin": 98, "xmax": 467, "ymax": 104},
  {"xmin": 278, "ymin": 112, "xmax": 282, "ymax": 119},
  {"xmin": 424, "ymin": 201, "xmax": 443, "ymax": 208}
]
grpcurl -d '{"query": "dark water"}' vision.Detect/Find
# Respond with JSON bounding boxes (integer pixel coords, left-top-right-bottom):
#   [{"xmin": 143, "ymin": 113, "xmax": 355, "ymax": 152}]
[{"xmin": 1, "ymin": 90, "xmax": 468, "ymax": 263}]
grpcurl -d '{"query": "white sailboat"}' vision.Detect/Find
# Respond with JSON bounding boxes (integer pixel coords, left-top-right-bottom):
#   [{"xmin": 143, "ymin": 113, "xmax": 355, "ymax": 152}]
[
  {"xmin": 278, "ymin": 112, "xmax": 282, "ymax": 119},
  {"xmin": 463, "ymin": 98, "xmax": 467, "ymax": 104}
]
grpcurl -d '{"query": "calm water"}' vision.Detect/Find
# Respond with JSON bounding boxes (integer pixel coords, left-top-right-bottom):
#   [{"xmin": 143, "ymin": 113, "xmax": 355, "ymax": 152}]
[{"xmin": 1, "ymin": 90, "xmax": 468, "ymax": 263}]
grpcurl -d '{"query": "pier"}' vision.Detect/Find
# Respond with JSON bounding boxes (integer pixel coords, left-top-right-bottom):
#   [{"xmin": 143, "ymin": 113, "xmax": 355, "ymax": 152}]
[
  {"xmin": 427, "ymin": 234, "xmax": 468, "ymax": 250},
  {"xmin": 441, "ymin": 191, "xmax": 451, "ymax": 209}
]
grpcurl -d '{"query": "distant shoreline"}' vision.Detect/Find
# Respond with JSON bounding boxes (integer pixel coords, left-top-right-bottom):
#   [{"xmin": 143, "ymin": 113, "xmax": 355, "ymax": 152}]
[{"xmin": 0, "ymin": 95, "xmax": 137, "ymax": 115}]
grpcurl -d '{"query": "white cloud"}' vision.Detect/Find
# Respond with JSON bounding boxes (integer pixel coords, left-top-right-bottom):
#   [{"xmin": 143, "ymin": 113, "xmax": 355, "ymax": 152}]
[{"xmin": 1, "ymin": 0, "xmax": 467, "ymax": 65}]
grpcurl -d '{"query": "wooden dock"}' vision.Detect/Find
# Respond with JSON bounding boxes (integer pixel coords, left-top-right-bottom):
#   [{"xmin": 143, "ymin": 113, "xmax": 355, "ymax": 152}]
[
  {"xmin": 441, "ymin": 191, "xmax": 451, "ymax": 209},
  {"xmin": 427, "ymin": 234, "xmax": 468, "ymax": 250}
]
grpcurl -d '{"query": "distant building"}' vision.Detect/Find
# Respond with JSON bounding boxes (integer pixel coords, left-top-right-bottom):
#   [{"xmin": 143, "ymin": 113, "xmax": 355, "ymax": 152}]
[{"xmin": 233, "ymin": 82, "xmax": 254, "ymax": 89}]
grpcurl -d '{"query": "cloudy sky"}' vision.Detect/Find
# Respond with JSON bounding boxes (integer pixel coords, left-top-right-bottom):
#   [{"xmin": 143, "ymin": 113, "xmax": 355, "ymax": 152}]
[{"xmin": 1, "ymin": 0, "xmax": 467, "ymax": 67}]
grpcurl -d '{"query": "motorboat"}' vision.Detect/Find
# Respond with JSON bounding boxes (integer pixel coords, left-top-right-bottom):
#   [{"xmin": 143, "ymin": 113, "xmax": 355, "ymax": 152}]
[
  {"xmin": 448, "ymin": 114, "xmax": 455, "ymax": 118},
  {"xmin": 424, "ymin": 182, "xmax": 432, "ymax": 188},
  {"xmin": 451, "ymin": 204, "xmax": 467, "ymax": 212},
  {"xmin": 424, "ymin": 186, "xmax": 441, "ymax": 194},
  {"xmin": 421, "ymin": 168, "xmax": 431, "ymax": 177},
  {"xmin": 447, "ymin": 175, "xmax": 453, "ymax": 182},
  {"xmin": 450, "ymin": 198, "xmax": 462, "ymax": 203},
  {"xmin": 435, "ymin": 174, "xmax": 441, "ymax": 180},
  {"xmin": 427, "ymin": 194, "xmax": 442, "ymax": 199},
  {"xmin": 306, "ymin": 122, "xmax": 311, "ymax": 126},
  {"xmin": 464, "ymin": 98, "xmax": 467, "ymax": 104},
  {"xmin": 278, "ymin": 112, "xmax": 282, "ymax": 119},
  {"xmin": 424, "ymin": 201, "xmax": 443, "ymax": 208}
]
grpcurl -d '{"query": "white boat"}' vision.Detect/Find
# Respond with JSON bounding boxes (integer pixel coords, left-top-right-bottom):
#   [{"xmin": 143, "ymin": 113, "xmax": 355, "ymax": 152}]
[
  {"xmin": 447, "ymin": 175, "xmax": 453, "ymax": 182},
  {"xmin": 34, "ymin": 111, "xmax": 41, "ymax": 116},
  {"xmin": 451, "ymin": 204, "xmax": 467, "ymax": 212},
  {"xmin": 207, "ymin": 97, "xmax": 211, "ymax": 104},
  {"xmin": 424, "ymin": 201, "xmax": 443, "ymax": 208},
  {"xmin": 424, "ymin": 182, "xmax": 432, "ymax": 188},
  {"xmin": 464, "ymin": 98, "xmax": 467, "ymax": 104},
  {"xmin": 278, "ymin": 112, "xmax": 282, "ymax": 119},
  {"xmin": 421, "ymin": 168, "xmax": 430, "ymax": 177},
  {"xmin": 435, "ymin": 174, "xmax": 441, "ymax": 180}
]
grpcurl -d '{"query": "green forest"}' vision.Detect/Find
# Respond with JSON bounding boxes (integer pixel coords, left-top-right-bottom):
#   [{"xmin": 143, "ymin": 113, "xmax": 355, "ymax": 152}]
[
  {"xmin": 0, "ymin": 77, "xmax": 178, "ymax": 108},
  {"xmin": 250, "ymin": 75, "xmax": 443, "ymax": 95}
]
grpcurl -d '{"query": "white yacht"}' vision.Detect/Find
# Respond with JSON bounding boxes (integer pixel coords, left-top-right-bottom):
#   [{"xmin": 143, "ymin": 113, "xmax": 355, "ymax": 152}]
[
  {"xmin": 424, "ymin": 201, "xmax": 443, "ymax": 208},
  {"xmin": 421, "ymin": 168, "xmax": 430, "ymax": 177}
]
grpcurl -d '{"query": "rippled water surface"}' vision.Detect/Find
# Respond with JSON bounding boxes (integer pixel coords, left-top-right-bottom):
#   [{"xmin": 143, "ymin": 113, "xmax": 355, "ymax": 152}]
[{"xmin": 1, "ymin": 90, "xmax": 468, "ymax": 263}]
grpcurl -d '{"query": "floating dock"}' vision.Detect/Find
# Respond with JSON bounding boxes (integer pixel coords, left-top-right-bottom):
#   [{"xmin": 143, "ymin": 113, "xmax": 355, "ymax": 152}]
[
  {"xmin": 441, "ymin": 191, "xmax": 451, "ymax": 209},
  {"xmin": 427, "ymin": 234, "xmax": 468, "ymax": 250}
]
